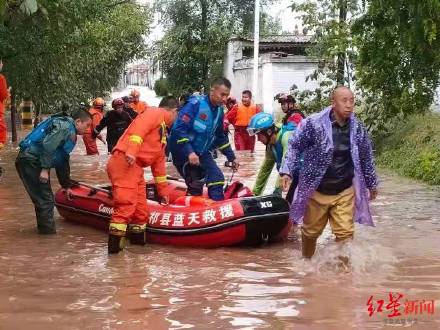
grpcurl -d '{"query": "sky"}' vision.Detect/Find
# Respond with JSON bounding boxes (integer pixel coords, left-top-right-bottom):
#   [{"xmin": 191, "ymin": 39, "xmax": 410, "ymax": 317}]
[{"xmin": 137, "ymin": 0, "xmax": 301, "ymax": 42}]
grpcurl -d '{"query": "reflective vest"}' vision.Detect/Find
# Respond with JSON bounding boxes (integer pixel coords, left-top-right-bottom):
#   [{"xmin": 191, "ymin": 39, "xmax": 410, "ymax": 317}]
[
  {"xmin": 270, "ymin": 122, "xmax": 296, "ymax": 170},
  {"xmin": 235, "ymin": 103, "xmax": 258, "ymax": 127},
  {"xmin": 19, "ymin": 116, "xmax": 77, "ymax": 167},
  {"xmin": 190, "ymin": 96, "xmax": 222, "ymax": 154}
]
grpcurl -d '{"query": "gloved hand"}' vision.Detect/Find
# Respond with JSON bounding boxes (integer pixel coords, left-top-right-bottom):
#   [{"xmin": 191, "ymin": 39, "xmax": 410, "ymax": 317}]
[{"xmin": 69, "ymin": 179, "xmax": 80, "ymax": 188}]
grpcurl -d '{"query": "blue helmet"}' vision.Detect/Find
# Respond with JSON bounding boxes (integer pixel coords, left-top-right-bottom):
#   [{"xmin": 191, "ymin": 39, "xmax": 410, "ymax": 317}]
[{"xmin": 247, "ymin": 112, "xmax": 274, "ymax": 136}]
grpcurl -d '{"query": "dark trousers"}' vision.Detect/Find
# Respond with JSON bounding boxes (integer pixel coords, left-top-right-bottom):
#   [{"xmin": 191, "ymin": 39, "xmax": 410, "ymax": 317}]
[
  {"xmin": 15, "ymin": 152, "xmax": 56, "ymax": 234},
  {"xmin": 286, "ymin": 171, "xmax": 299, "ymax": 204},
  {"xmin": 174, "ymin": 152, "xmax": 225, "ymax": 201}
]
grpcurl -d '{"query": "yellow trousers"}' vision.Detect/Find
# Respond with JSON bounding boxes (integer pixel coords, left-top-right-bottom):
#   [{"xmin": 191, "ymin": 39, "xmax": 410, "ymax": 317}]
[{"xmin": 302, "ymin": 186, "xmax": 355, "ymax": 241}]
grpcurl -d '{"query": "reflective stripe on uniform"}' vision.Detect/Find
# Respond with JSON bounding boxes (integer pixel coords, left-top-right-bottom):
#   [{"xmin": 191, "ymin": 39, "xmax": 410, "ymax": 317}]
[
  {"xmin": 207, "ymin": 181, "xmax": 225, "ymax": 187},
  {"xmin": 160, "ymin": 121, "xmax": 167, "ymax": 145},
  {"xmin": 154, "ymin": 175, "xmax": 167, "ymax": 184},
  {"xmin": 218, "ymin": 143, "xmax": 230, "ymax": 150},
  {"xmin": 177, "ymin": 138, "xmax": 189, "ymax": 144},
  {"xmin": 109, "ymin": 223, "xmax": 127, "ymax": 232},
  {"xmin": 129, "ymin": 135, "xmax": 143, "ymax": 144}
]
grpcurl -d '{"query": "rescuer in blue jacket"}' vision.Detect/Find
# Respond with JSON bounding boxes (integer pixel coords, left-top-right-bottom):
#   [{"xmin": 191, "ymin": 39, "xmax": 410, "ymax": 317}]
[{"xmin": 168, "ymin": 78, "xmax": 239, "ymax": 200}]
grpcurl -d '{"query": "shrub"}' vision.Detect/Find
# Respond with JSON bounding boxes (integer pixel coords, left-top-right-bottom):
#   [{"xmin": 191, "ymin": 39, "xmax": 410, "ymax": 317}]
[{"xmin": 154, "ymin": 78, "xmax": 170, "ymax": 97}]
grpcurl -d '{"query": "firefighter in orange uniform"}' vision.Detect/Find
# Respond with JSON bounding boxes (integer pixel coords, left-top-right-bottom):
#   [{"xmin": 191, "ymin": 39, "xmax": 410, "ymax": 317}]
[
  {"xmin": 226, "ymin": 90, "xmax": 261, "ymax": 153},
  {"xmin": 129, "ymin": 89, "xmax": 148, "ymax": 115},
  {"xmin": 0, "ymin": 59, "xmax": 9, "ymax": 150},
  {"xmin": 82, "ymin": 97, "xmax": 105, "ymax": 155},
  {"xmin": 107, "ymin": 96, "xmax": 179, "ymax": 254}
]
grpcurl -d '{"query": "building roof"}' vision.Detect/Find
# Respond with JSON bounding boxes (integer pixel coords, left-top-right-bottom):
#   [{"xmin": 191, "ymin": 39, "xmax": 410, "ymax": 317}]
[{"xmin": 230, "ymin": 34, "xmax": 312, "ymax": 44}]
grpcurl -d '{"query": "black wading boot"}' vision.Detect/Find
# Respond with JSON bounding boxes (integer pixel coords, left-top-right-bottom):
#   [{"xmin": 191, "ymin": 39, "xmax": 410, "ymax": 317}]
[
  {"xmin": 128, "ymin": 224, "xmax": 146, "ymax": 246},
  {"xmin": 108, "ymin": 223, "xmax": 127, "ymax": 254}
]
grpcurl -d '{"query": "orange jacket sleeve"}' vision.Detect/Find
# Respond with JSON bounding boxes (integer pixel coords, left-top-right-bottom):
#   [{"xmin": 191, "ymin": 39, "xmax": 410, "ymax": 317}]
[
  {"xmin": 0, "ymin": 74, "xmax": 8, "ymax": 103},
  {"xmin": 125, "ymin": 111, "xmax": 162, "ymax": 158},
  {"xmin": 150, "ymin": 153, "xmax": 168, "ymax": 198},
  {"xmin": 91, "ymin": 111, "xmax": 102, "ymax": 131}
]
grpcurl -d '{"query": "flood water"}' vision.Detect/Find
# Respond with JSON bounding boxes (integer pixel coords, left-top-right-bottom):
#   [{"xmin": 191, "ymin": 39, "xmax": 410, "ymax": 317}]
[{"xmin": 0, "ymin": 137, "xmax": 439, "ymax": 330}]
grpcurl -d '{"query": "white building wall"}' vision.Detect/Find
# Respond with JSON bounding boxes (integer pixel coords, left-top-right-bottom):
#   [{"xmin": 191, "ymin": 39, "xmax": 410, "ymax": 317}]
[
  {"xmin": 271, "ymin": 60, "xmax": 319, "ymax": 95},
  {"xmin": 230, "ymin": 67, "xmax": 253, "ymax": 101},
  {"xmin": 229, "ymin": 57, "xmax": 319, "ymax": 114}
]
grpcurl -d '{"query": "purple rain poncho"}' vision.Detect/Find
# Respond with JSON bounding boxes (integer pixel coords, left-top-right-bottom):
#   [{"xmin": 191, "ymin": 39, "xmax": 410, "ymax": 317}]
[{"xmin": 280, "ymin": 107, "xmax": 379, "ymax": 226}]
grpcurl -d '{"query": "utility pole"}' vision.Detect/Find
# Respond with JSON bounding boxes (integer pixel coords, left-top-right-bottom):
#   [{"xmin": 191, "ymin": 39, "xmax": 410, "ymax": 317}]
[
  {"xmin": 10, "ymin": 90, "xmax": 17, "ymax": 142},
  {"xmin": 252, "ymin": 0, "xmax": 260, "ymax": 98},
  {"xmin": 337, "ymin": 0, "xmax": 347, "ymax": 85}
]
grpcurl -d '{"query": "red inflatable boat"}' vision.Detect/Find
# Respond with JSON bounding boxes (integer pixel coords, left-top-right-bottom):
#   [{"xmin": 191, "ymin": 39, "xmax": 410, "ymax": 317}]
[{"xmin": 55, "ymin": 178, "xmax": 291, "ymax": 247}]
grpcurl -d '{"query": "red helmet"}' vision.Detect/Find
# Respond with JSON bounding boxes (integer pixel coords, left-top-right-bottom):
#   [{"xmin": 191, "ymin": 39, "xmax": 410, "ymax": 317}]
[
  {"xmin": 112, "ymin": 98, "xmax": 124, "ymax": 109},
  {"xmin": 93, "ymin": 97, "xmax": 105, "ymax": 108}
]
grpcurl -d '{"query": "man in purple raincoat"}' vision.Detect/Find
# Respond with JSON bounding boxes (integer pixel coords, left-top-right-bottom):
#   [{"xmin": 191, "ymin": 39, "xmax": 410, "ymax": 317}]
[{"xmin": 280, "ymin": 86, "xmax": 378, "ymax": 258}]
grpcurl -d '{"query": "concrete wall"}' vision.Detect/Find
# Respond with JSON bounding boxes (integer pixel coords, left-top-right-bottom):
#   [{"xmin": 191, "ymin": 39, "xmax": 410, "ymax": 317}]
[{"xmin": 228, "ymin": 54, "xmax": 319, "ymax": 113}]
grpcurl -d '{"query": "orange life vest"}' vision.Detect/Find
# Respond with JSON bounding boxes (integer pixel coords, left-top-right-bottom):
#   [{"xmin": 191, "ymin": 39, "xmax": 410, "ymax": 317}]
[{"xmin": 235, "ymin": 103, "xmax": 258, "ymax": 127}]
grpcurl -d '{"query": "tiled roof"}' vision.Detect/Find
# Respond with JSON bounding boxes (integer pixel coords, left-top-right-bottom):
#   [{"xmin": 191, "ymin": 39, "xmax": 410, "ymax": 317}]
[{"xmin": 231, "ymin": 34, "xmax": 312, "ymax": 44}]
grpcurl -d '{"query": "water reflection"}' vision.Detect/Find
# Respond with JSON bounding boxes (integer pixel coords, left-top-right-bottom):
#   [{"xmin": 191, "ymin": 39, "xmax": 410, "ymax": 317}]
[{"xmin": 0, "ymin": 140, "xmax": 439, "ymax": 329}]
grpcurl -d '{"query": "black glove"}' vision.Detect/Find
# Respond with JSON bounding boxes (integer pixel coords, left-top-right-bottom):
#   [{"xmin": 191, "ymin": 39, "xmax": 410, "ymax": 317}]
[{"xmin": 69, "ymin": 179, "xmax": 80, "ymax": 188}]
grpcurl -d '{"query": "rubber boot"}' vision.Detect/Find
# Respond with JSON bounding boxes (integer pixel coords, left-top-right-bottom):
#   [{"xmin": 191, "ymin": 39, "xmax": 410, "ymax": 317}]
[
  {"xmin": 302, "ymin": 234, "xmax": 317, "ymax": 259},
  {"xmin": 128, "ymin": 224, "xmax": 146, "ymax": 246},
  {"xmin": 108, "ymin": 223, "xmax": 127, "ymax": 254},
  {"xmin": 108, "ymin": 234, "xmax": 126, "ymax": 254}
]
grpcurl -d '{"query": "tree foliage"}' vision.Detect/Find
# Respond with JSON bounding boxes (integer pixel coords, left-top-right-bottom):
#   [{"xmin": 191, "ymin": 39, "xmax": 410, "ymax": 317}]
[
  {"xmin": 353, "ymin": 0, "xmax": 440, "ymax": 126},
  {"xmin": 155, "ymin": 0, "xmax": 279, "ymax": 96},
  {"xmin": 0, "ymin": 0, "xmax": 151, "ymax": 112},
  {"xmin": 288, "ymin": 0, "xmax": 362, "ymax": 114}
]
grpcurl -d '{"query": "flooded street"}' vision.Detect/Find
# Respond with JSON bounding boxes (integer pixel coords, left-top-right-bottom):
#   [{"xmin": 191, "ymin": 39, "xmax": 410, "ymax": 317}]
[{"xmin": 0, "ymin": 139, "xmax": 439, "ymax": 330}]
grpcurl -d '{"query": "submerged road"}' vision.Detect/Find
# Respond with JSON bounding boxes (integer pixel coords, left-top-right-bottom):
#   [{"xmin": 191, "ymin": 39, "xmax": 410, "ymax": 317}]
[{"xmin": 0, "ymin": 137, "xmax": 439, "ymax": 329}]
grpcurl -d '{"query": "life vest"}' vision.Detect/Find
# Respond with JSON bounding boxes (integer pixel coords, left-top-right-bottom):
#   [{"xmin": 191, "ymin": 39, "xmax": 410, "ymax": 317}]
[
  {"xmin": 235, "ymin": 103, "xmax": 258, "ymax": 127},
  {"xmin": 189, "ymin": 96, "xmax": 222, "ymax": 154},
  {"xmin": 270, "ymin": 122, "xmax": 296, "ymax": 171},
  {"xmin": 19, "ymin": 115, "xmax": 77, "ymax": 167}
]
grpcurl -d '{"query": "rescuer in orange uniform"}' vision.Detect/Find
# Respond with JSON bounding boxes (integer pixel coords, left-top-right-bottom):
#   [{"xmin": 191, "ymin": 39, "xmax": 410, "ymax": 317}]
[
  {"xmin": 107, "ymin": 96, "xmax": 179, "ymax": 254},
  {"xmin": 129, "ymin": 89, "xmax": 148, "ymax": 115},
  {"xmin": 82, "ymin": 97, "xmax": 105, "ymax": 155},
  {"xmin": 226, "ymin": 90, "xmax": 261, "ymax": 153},
  {"xmin": 0, "ymin": 59, "xmax": 9, "ymax": 150}
]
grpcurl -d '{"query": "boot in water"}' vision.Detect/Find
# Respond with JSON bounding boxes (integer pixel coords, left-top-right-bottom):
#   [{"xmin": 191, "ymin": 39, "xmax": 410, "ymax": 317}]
[
  {"xmin": 128, "ymin": 224, "xmax": 146, "ymax": 246},
  {"xmin": 108, "ymin": 223, "xmax": 127, "ymax": 254}
]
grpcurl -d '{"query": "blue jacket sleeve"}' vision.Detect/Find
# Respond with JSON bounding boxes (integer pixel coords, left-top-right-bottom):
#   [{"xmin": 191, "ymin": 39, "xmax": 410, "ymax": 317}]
[
  {"xmin": 214, "ymin": 110, "xmax": 235, "ymax": 162},
  {"xmin": 172, "ymin": 101, "xmax": 198, "ymax": 158}
]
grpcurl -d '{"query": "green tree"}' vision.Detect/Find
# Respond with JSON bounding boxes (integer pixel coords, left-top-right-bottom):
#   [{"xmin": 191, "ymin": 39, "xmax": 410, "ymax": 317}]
[
  {"xmin": 353, "ymin": 0, "xmax": 440, "ymax": 126},
  {"xmin": 0, "ymin": 0, "xmax": 151, "ymax": 113},
  {"xmin": 155, "ymin": 0, "xmax": 279, "ymax": 96},
  {"xmin": 289, "ymin": 0, "xmax": 362, "ymax": 113}
]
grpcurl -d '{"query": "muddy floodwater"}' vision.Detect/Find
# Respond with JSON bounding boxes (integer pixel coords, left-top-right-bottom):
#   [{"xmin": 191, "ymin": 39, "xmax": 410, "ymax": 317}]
[{"xmin": 0, "ymin": 138, "xmax": 439, "ymax": 330}]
